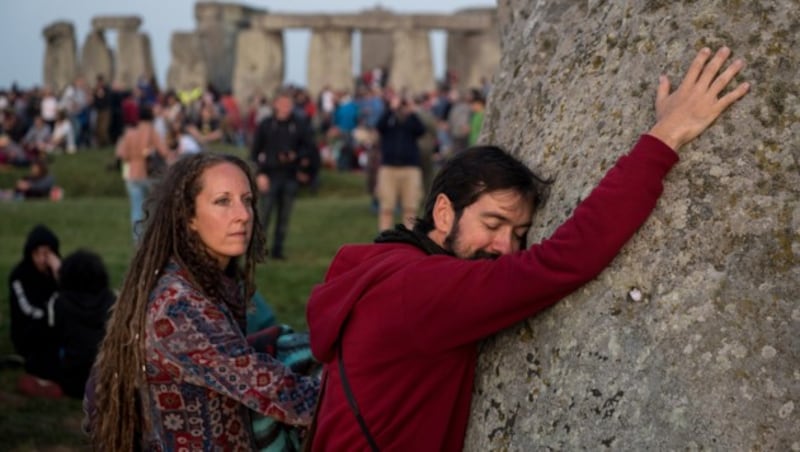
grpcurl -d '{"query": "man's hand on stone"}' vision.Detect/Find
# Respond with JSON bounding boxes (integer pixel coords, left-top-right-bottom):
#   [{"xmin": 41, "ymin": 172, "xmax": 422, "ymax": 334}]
[{"xmin": 647, "ymin": 46, "xmax": 750, "ymax": 151}]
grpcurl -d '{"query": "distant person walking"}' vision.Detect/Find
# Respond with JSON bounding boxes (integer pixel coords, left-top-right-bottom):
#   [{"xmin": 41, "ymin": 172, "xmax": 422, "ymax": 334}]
[{"xmin": 250, "ymin": 92, "xmax": 315, "ymax": 260}]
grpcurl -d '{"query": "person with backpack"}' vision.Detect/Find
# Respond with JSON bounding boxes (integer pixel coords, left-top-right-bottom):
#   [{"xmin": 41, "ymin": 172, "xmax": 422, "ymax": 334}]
[{"xmin": 250, "ymin": 91, "xmax": 316, "ymax": 260}]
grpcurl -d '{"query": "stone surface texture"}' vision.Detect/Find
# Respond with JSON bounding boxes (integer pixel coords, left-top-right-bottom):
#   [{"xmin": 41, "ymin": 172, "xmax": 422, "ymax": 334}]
[
  {"xmin": 167, "ymin": 32, "xmax": 208, "ymax": 92},
  {"xmin": 42, "ymin": 21, "xmax": 78, "ymax": 92},
  {"xmin": 232, "ymin": 29, "xmax": 284, "ymax": 108},
  {"xmin": 465, "ymin": 1, "xmax": 799, "ymax": 450},
  {"xmin": 80, "ymin": 30, "xmax": 113, "ymax": 85},
  {"xmin": 115, "ymin": 31, "xmax": 154, "ymax": 88},
  {"xmin": 388, "ymin": 29, "xmax": 435, "ymax": 94},
  {"xmin": 195, "ymin": 2, "xmax": 263, "ymax": 92},
  {"xmin": 446, "ymin": 8, "xmax": 501, "ymax": 91},
  {"xmin": 307, "ymin": 29, "xmax": 353, "ymax": 96}
]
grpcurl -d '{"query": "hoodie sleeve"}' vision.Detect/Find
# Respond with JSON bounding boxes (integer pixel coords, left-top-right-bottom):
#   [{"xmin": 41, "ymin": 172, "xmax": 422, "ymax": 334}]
[{"xmin": 401, "ymin": 134, "xmax": 679, "ymax": 352}]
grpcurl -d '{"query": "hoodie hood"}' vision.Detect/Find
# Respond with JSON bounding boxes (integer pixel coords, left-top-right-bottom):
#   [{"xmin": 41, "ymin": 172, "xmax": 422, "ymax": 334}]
[
  {"xmin": 23, "ymin": 224, "xmax": 60, "ymax": 262},
  {"xmin": 306, "ymin": 244, "xmax": 412, "ymax": 363}
]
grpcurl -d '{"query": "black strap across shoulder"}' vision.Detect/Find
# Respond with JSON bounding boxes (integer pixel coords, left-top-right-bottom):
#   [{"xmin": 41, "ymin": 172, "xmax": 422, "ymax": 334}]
[{"xmin": 338, "ymin": 339, "xmax": 380, "ymax": 452}]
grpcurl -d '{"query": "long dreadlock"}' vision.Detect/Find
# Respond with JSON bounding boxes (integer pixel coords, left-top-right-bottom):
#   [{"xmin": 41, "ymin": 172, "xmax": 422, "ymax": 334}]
[{"xmin": 90, "ymin": 153, "xmax": 265, "ymax": 450}]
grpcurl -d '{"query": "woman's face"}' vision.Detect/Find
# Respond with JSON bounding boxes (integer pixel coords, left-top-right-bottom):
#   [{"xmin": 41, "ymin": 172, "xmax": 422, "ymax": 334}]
[{"xmin": 189, "ymin": 162, "xmax": 254, "ymax": 269}]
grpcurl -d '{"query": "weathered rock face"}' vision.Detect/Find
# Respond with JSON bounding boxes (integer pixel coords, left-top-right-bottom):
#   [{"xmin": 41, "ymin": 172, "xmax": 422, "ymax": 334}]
[
  {"xmin": 80, "ymin": 30, "xmax": 113, "ymax": 85},
  {"xmin": 446, "ymin": 9, "xmax": 501, "ymax": 91},
  {"xmin": 116, "ymin": 31, "xmax": 155, "ymax": 88},
  {"xmin": 466, "ymin": 1, "xmax": 799, "ymax": 450},
  {"xmin": 167, "ymin": 32, "xmax": 208, "ymax": 92},
  {"xmin": 307, "ymin": 29, "xmax": 353, "ymax": 96},
  {"xmin": 232, "ymin": 29, "xmax": 284, "ymax": 108},
  {"xmin": 42, "ymin": 21, "xmax": 78, "ymax": 92},
  {"xmin": 195, "ymin": 2, "xmax": 262, "ymax": 92},
  {"xmin": 359, "ymin": 7, "xmax": 394, "ymax": 75},
  {"xmin": 388, "ymin": 29, "xmax": 434, "ymax": 94}
]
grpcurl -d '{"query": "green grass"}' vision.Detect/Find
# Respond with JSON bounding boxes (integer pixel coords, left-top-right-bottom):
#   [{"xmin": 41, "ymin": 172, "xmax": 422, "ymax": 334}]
[{"xmin": 0, "ymin": 145, "xmax": 378, "ymax": 450}]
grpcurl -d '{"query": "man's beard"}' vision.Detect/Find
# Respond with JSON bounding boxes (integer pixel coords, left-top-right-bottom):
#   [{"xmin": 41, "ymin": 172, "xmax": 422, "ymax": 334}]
[{"xmin": 443, "ymin": 220, "xmax": 500, "ymax": 261}]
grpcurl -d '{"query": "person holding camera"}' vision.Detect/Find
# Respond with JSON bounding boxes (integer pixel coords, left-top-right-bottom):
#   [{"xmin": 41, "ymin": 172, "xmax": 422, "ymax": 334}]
[
  {"xmin": 375, "ymin": 93, "xmax": 426, "ymax": 231},
  {"xmin": 250, "ymin": 91, "xmax": 316, "ymax": 260}
]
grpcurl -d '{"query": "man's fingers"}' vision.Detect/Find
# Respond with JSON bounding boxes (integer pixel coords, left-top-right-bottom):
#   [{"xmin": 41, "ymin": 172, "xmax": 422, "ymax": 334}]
[
  {"xmin": 655, "ymin": 75, "xmax": 671, "ymax": 107},
  {"xmin": 681, "ymin": 47, "xmax": 713, "ymax": 88},
  {"xmin": 708, "ymin": 58, "xmax": 746, "ymax": 97},
  {"xmin": 697, "ymin": 46, "xmax": 732, "ymax": 89},
  {"xmin": 716, "ymin": 82, "xmax": 751, "ymax": 112}
]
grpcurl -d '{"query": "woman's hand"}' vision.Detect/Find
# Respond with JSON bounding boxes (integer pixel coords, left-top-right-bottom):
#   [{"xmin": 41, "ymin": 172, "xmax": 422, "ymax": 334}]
[{"xmin": 647, "ymin": 46, "xmax": 750, "ymax": 151}]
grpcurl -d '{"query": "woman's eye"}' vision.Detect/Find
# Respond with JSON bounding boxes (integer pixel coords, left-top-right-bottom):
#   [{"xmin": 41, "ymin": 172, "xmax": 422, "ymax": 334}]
[{"xmin": 215, "ymin": 197, "xmax": 230, "ymax": 205}]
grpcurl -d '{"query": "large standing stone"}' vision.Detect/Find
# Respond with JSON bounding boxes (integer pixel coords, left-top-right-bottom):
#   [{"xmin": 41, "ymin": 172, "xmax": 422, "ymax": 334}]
[
  {"xmin": 42, "ymin": 21, "xmax": 78, "ymax": 92},
  {"xmin": 232, "ymin": 29, "xmax": 284, "ymax": 108},
  {"xmin": 195, "ymin": 2, "xmax": 263, "ymax": 92},
  {"xmin": 446, "ymin": 9, "xmax": 500, "ymax": 90},
  {"xmin": 80, "ymin": 30, "xmax": 113, "ymax": 86},
  {"xmin": 167, "ymin": 32, "xmax": 208, "ymax": 92},
  {"xmin": 388, "ymin": 28, "xmax": 435, "ymax": 94},
  {"xmin": 116, "ymin": 31, "xmax": 155, "ymax": 88},
  {"xmin": 465, "ymin": 1, "xmax": 798, "ymax": 450},
  {"xmin": 307, "ymin": 29, "xmax": 353, "ymax": 96},
  {"xmin": 359, "ymin": 7, "xmax": 394, "ymax": 75}
]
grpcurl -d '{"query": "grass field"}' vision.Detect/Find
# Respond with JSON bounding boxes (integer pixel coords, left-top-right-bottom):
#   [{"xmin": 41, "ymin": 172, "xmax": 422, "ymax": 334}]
[{"xmin": 0, "ymin": 145, "xmax": 379, "ymax": 450}]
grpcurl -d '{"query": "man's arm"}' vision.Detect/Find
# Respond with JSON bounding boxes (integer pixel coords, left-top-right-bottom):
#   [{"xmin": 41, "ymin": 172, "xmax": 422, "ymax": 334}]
[{"xmin": 402, "ymin": 47, "xmax": 749, "ymax": 350}]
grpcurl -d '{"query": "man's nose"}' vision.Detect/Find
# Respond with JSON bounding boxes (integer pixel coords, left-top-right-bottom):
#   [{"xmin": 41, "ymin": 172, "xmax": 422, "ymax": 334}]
[{"xmin": 491, "ymin": 232, "xmax": 514, "ymax": 256}]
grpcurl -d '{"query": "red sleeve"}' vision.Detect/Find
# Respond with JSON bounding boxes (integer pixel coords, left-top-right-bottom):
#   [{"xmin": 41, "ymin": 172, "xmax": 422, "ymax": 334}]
[{"xmin": 403, "ymin": 134, "xmax": 679, "ymax": 352}]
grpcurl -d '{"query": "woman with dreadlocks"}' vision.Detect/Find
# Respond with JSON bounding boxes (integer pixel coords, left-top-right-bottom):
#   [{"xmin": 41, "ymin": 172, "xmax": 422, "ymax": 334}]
[{"xmin": 85, "ymin": 153, "xmax": 319, "ymax": 450}]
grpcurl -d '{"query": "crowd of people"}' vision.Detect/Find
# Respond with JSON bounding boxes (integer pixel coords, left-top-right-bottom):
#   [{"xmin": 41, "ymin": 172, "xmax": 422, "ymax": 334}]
[{"xmin": 3, "ymin": 45, "xmax": 750, "ymax": 450}]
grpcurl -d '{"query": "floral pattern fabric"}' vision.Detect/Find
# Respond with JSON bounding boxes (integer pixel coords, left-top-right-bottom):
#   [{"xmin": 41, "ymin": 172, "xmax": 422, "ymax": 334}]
[{"xmin": 143, "ymin": 261, "xmax": 319, "ymax": 451}]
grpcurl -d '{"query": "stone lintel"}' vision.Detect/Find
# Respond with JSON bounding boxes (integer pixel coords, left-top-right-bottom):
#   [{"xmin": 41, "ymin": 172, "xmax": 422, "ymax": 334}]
[
  {"xmin": 43, "ymin": 21, "xmax": 74, "ymax": 39},
  {"xmin": 256, "ymin": 12, "xmax": 492, "ymax": 31},
  {"xmin": 91, "ymin": 16, "xmax": 142, "ymax": 31}
]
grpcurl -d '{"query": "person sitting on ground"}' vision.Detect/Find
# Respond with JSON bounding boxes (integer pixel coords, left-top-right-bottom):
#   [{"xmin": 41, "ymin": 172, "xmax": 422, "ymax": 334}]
[
  {"xmin": 187, "ymin": 101, "xmax": 224, "ymax": 147},
  {"xmin": 304, "ymin": 47, "xmax": 750, "ymax": 451},
  {"xmin": 0, "ymin": 133, "xmax": 30, "ymax": 167},
  {"xmin": 20, "ymin": 115, "xmax": 51, "ymax": 157},
  {"xmin": 1, "ymin": 159, "xmax": 56, "ymax": 200},
  {"xmin": 46, "ymin": 109, "xmax": 76, "ymax": 154},
  {"xmin": 52, "ymin": 249, "xmax": 116, "ymax": 399},
  {"xmin": 85, "ymin": 153, "xmax": 319, "ymax": 450},
  {"xmin": 8, "ymin": 224, "xmax": 62, "ymax": 386}
]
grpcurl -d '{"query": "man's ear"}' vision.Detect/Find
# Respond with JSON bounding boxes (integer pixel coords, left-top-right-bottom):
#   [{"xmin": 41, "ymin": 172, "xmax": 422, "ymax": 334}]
[{"xmin": 432, "ymin": 193, "xmax": 455, "ymax": 235}]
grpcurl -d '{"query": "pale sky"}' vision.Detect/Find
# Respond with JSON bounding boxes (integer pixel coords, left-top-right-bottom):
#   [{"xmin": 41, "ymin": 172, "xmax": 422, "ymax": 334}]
[{"xmin": 0, "ymin": 0, "xmax": 495, "ymax": 89}]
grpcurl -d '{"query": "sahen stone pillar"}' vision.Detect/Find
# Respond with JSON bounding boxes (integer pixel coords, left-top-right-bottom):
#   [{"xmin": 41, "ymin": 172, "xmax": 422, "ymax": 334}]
[
  {"xmin": 232, "ymin": 29, "xmax": 284, "ymax": 110},
  {"xmin": 80, "ymin": 29, "xmax": 113, "ymax": 87},
  {"xmin": 167, "ymin": 32, "xmax": 208, "ymax": 93},
  {"xmin": 42, "ymin": 21, "xmax": 78, "ymax": 92},
  {"xmin": 194, "ymin": 2, "xmax": 259, "ymax": 92},
  {"xmin": 446, "ymin": 9, "xmax": 500, "ymax": 90},
  {"xmin": 464, "ymin": 1, "xmax": 798, "ymax": 450},
  {"xmin": 360, "ymin": 30, "xmax": 393, "ymax": 76},
  {"xmin": 388, "ymin": 29, "xmax": 434, "ymax": 95},
  {"xmin": 116, "ymin": 31, "xmax": 155, "ymax": 89},
  {"xmin": 307, "ymin": 29, "xmax": 353, "ymax": 97}
]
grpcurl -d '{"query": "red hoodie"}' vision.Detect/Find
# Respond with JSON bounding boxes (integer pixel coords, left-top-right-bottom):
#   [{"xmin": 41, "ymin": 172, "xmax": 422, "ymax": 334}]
[{"xmin": 306, "ymin": 135, "xmax": 678, "ymax": 451}]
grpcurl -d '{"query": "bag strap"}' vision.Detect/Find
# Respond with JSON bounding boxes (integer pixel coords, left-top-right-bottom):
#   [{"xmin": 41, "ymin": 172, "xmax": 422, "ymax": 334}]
[{"xmin": 337, "ymin": 338, "xmax": 380, "ymax": 452}]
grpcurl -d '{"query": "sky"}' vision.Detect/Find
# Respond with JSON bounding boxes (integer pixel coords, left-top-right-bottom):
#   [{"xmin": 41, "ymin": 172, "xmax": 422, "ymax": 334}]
[{"xmin": 0, "ymin": 0, "xmax": 495, "ymax": 89}]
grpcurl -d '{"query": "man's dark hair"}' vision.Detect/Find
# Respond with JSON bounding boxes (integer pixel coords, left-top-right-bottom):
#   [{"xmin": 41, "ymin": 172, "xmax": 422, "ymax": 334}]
[{"xmin": 413, "ymin": 145, "xmax": 551, "ymax": 236}]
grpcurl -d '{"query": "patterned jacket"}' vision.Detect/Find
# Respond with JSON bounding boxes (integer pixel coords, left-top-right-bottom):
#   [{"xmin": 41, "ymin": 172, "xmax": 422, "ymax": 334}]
[{"xmin": 143, "ymin": 261, "xmax": 319, "ymax": 450}]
